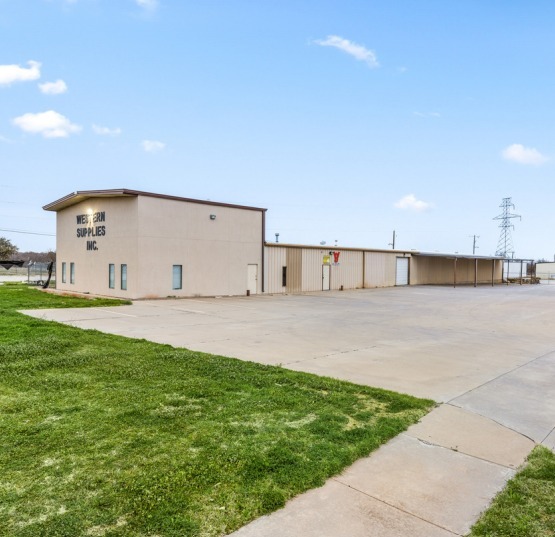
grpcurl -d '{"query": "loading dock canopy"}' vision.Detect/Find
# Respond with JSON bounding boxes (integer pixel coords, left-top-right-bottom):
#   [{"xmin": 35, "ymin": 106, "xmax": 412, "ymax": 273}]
[{"xmin": 411, "ymin": 253, "xmax": 505, "ymax": 287}]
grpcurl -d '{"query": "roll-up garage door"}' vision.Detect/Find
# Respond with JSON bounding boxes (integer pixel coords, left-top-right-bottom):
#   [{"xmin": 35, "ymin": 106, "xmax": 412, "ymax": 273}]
[{"xmin": 395, "ymin": 257, "xmax": 409, "ymax": 286}]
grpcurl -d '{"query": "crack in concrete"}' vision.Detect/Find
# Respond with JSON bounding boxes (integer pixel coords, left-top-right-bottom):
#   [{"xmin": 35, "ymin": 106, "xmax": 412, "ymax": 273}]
[
  {"xmin": 403, "ymin": 430, "xmax": 522, "ymax": 470},
  {"xmin": 541, "ymin": 424, "xmax": 555, "ymax": 446},
  {"xmin": 283, "ymin": 346, "xmax": 379, "ymax": 365},
  {"xmin": 444, "ymin": 403, "xmax": 537, "ymax": 445},
  {"xmin": 331, "ymin": 478, "xmax": 462, "ymax": 536},
  {"xmin": 447, "ymin": 349, "xmax": 555, "ymax": 406}
]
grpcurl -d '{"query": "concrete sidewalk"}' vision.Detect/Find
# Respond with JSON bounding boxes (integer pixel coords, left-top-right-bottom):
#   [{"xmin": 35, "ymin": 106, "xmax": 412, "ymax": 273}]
[{"xmin": 24, "ymin": 285, "xmax": 555, "ymax": 536}]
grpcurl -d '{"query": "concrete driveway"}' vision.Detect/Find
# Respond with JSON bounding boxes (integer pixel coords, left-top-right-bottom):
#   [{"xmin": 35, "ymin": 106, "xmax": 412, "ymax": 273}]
[{"xmin": 24, "ymin": 284, "xmax": 555, "ymax": 536}]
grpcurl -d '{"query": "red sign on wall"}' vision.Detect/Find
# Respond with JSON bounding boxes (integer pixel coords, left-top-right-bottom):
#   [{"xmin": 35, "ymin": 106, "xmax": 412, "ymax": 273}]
[{"xmin": 333, "ymin": 251, "xmax": 340, "ymax": 263}]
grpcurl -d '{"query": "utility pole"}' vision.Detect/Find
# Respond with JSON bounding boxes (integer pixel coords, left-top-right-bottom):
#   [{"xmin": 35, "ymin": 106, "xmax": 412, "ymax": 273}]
[
  {"xmin": 493, "ymin": 197, "xmax": 521, "ymax": 257},
  {"xmin": 470, "ymin": 235, "xmax": 479, "ymax": 255},
  {"xmin": 388, "ymin": 230, "xmax": 396, "ymax": 249}
]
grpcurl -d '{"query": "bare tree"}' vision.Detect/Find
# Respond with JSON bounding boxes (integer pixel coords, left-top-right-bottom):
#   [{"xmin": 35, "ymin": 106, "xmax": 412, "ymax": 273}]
[{"xmin": 18, "ymin": 250, "xmax": 56, "ymax": 263}]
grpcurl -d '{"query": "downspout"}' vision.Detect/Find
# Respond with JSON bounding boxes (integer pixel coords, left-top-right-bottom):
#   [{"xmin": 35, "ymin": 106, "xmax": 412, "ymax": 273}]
[
  {"xmin": 474, "ymin": 258, "xmax": 477, "ymax": 288},
  {"xmin": 453, "ymin": 257, "xmax": 457, "ymax": 288}
]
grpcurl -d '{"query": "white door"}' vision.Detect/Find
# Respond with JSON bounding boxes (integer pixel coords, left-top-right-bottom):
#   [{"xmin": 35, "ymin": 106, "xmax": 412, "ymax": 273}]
[
  {"xmin": 247, "ymin": 264, "xmax": 258, "ymax": 295},
  {"xmin": 322, "ymin": 264, "xmax": 330, "ymax": 291},
  {"xmin": 395, "ymin": 257, "xmax": 409, "ymax": 286}
]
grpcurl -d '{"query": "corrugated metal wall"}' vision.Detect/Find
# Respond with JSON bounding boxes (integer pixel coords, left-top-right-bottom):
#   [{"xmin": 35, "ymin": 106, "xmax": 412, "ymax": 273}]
[
  {"xmin": 364, "ymin": 252, "xmax": 399, "ymax": 287},
  {"xmin": 536, "ymin": 262, "xmax": 555, "ymax": 280},
  {"xmin": 301, "ymin": 249, "xmax": 363, "ymax": 291},
  {"xmin": 266, "ymin": 245, "xmax": 503, "ymax": 293},
  {"xmin": 265, "ymin": 246, "xmax": 303, "ymax": 293},
  {"xmin": 286, "ymin": 247, "xmax": 303, "ymax": 293},
  {"xmin": 265, "ymin": 246, "xmax": 287, "ymax": 294},
  {"xmin": 330, "ymin": 250, "xmax": 364, "ymax": 290},
  {"xmin": 301, "ymin": 249, "xmax": 327, "ymax": 291}
]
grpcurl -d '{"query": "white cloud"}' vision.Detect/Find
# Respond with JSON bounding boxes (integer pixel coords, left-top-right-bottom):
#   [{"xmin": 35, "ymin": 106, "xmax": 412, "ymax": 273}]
[
  {"xmin": 39, "ymin": 79, "xmax": 68, "ymax": 95},
  {"xmin": 394, "ymin": 194, "xmax": 433, "ymax": 212},
  {"xmin": 413, "ymin": 111, "xmax": 441, "ymax": 118},
  {"xmin": 136, "ymin": 0, "xmax": 159, "ymax": 11},
  {"xmin": 0, "ymin": 60, "xmax": 41, "ymax": 86},
  {"xmin": 141, "ymin": 140, "xmax": 165, "ymax": 152},
  {"xmin": 315, "ymin": 35, "xmax": 379, "ymax": 68},
  {"xmin": 93, "ymin": 124, "xmax": 122, "ymax": 136},
  {"xmin": 501, "ymin": 143, "xmax": 548, "ymax": 166},
  {"xmin": 12, "ymin": 110, "xmax": 81, "ymax": 138}
]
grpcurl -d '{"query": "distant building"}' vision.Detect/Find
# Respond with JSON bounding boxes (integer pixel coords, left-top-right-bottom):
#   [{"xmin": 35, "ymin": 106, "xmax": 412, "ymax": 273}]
[{"xmin": 536, "ymin": 262, "xmax": 555, "ymax": 281}]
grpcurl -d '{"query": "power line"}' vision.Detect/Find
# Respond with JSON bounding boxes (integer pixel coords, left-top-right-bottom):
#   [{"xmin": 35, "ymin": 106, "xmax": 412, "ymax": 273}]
[{"xmin": 0, "ymin": 227, "xmax": 55, "ymax": 237}]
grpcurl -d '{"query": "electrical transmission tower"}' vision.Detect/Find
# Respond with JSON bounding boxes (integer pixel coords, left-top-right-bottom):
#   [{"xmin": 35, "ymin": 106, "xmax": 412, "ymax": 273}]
[{"xmin": 493, "ymin": 197, "xmax": 521, "ymax": 258}]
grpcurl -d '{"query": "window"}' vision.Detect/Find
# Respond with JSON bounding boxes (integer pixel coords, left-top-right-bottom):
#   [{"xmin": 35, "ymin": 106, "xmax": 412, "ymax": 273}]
[
  {"xmin": 282, "ymin": 266, "xmax": 287, "ymax": 287},
  {"xmin": 70, "ymin": 262, "xmax": 75, "ymax": 284},
  {"xmin": 109, "ymin": 264, "xmax": 115, "ymax": 289},
  {"xmin": 61, "ymin": 262, "xmax": 66, "ymax": 283},
  {"xmin": 121, "ymin": 264, "xmax": 127, "ymax": 290},
  {"xmin": 172, "ymin": 265, "xmax": 182, "ymax": 290}
]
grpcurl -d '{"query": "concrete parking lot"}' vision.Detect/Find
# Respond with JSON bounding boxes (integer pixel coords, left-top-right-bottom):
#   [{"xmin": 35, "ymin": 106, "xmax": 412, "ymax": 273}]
[{"xmin": 24, "ymin": 284, "xmax": 555, "ymax": 536}]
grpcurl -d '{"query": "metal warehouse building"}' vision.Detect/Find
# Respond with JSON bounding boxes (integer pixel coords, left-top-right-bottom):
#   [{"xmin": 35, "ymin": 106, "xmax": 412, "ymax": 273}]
[
  {"xmin": 265, "ymin": 244, "xmax": 503, "ymax": 293},
  {"xmin": 44, "ymin": 189, "xmax": 504, "ymax": 299},
  {"xmin": 536, "ymin": 262, "xmax": 555, "ymax": 281}
]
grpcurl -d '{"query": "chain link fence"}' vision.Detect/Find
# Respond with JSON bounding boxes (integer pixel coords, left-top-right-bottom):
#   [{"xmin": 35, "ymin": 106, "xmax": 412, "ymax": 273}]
[{"xmin": 0, "ymin": 262, "xmax": 55, "ymax": 285}]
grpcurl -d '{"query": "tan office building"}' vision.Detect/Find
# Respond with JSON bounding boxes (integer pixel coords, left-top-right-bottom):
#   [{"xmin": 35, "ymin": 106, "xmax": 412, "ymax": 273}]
[{"xmin": 44, "ymin": 189, "xmax": 266, "ymax": 299}]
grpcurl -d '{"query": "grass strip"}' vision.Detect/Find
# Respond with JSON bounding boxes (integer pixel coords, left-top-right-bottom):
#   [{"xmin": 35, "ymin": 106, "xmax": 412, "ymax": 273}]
[
  {"xmin": 0, "ymin": 284, "xmax": 434, "ymax": 536},
  {"xmin": 469, "ymin": 445, "xmax": 555, "ymax": 537}
]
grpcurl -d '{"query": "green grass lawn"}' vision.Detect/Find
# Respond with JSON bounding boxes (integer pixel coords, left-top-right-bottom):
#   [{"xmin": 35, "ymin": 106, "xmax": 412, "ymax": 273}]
[
  {"xmin": 469, "ymin": 446, "xmax": 555, "ymax": 537},
  {"xmin": 0, "ymin": 283, "xmax": 434, "ymax": 536}
]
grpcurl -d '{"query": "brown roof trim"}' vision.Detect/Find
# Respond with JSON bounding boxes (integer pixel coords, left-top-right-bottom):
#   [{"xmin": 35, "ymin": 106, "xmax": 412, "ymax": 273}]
[
  {"xmin": 265, "ymin": 242, "xmax": 504, "ymax": 260},
  {"xmin": 43, "ymin": 189, "xmax": 267, "ymax": 213},
  {"xmin": 264, "ymin": 242, "xmax": 417, "ymax": 255},
  {"xmin": 413, "ymin": 252, "xmax": 505, "ymax": 260}
]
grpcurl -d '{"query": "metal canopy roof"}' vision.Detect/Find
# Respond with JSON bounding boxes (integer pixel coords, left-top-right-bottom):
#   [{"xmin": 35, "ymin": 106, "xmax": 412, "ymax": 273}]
[{"xmin": 414, "ymin": 252, "xmax": 505, "ymax": 260}]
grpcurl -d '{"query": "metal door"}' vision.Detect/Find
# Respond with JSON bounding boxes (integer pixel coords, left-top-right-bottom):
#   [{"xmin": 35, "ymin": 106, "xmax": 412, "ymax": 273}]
[
  {"xmin": 247, "ymin": 264, "xmax": 258, "ymax": 295},
  {"xmin": 322, "ymin": 264, "xmax": 330, "ymax": 291},
  {"xmin": 395, "ymin": 257, "xmax": 409, "ymax": 286}
]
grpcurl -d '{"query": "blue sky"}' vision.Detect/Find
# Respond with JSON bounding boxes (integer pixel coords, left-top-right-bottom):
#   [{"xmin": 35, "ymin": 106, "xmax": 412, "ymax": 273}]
[{"xmin": 1, "ymin": 0, "xmax": 554, "ymax": 259}]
